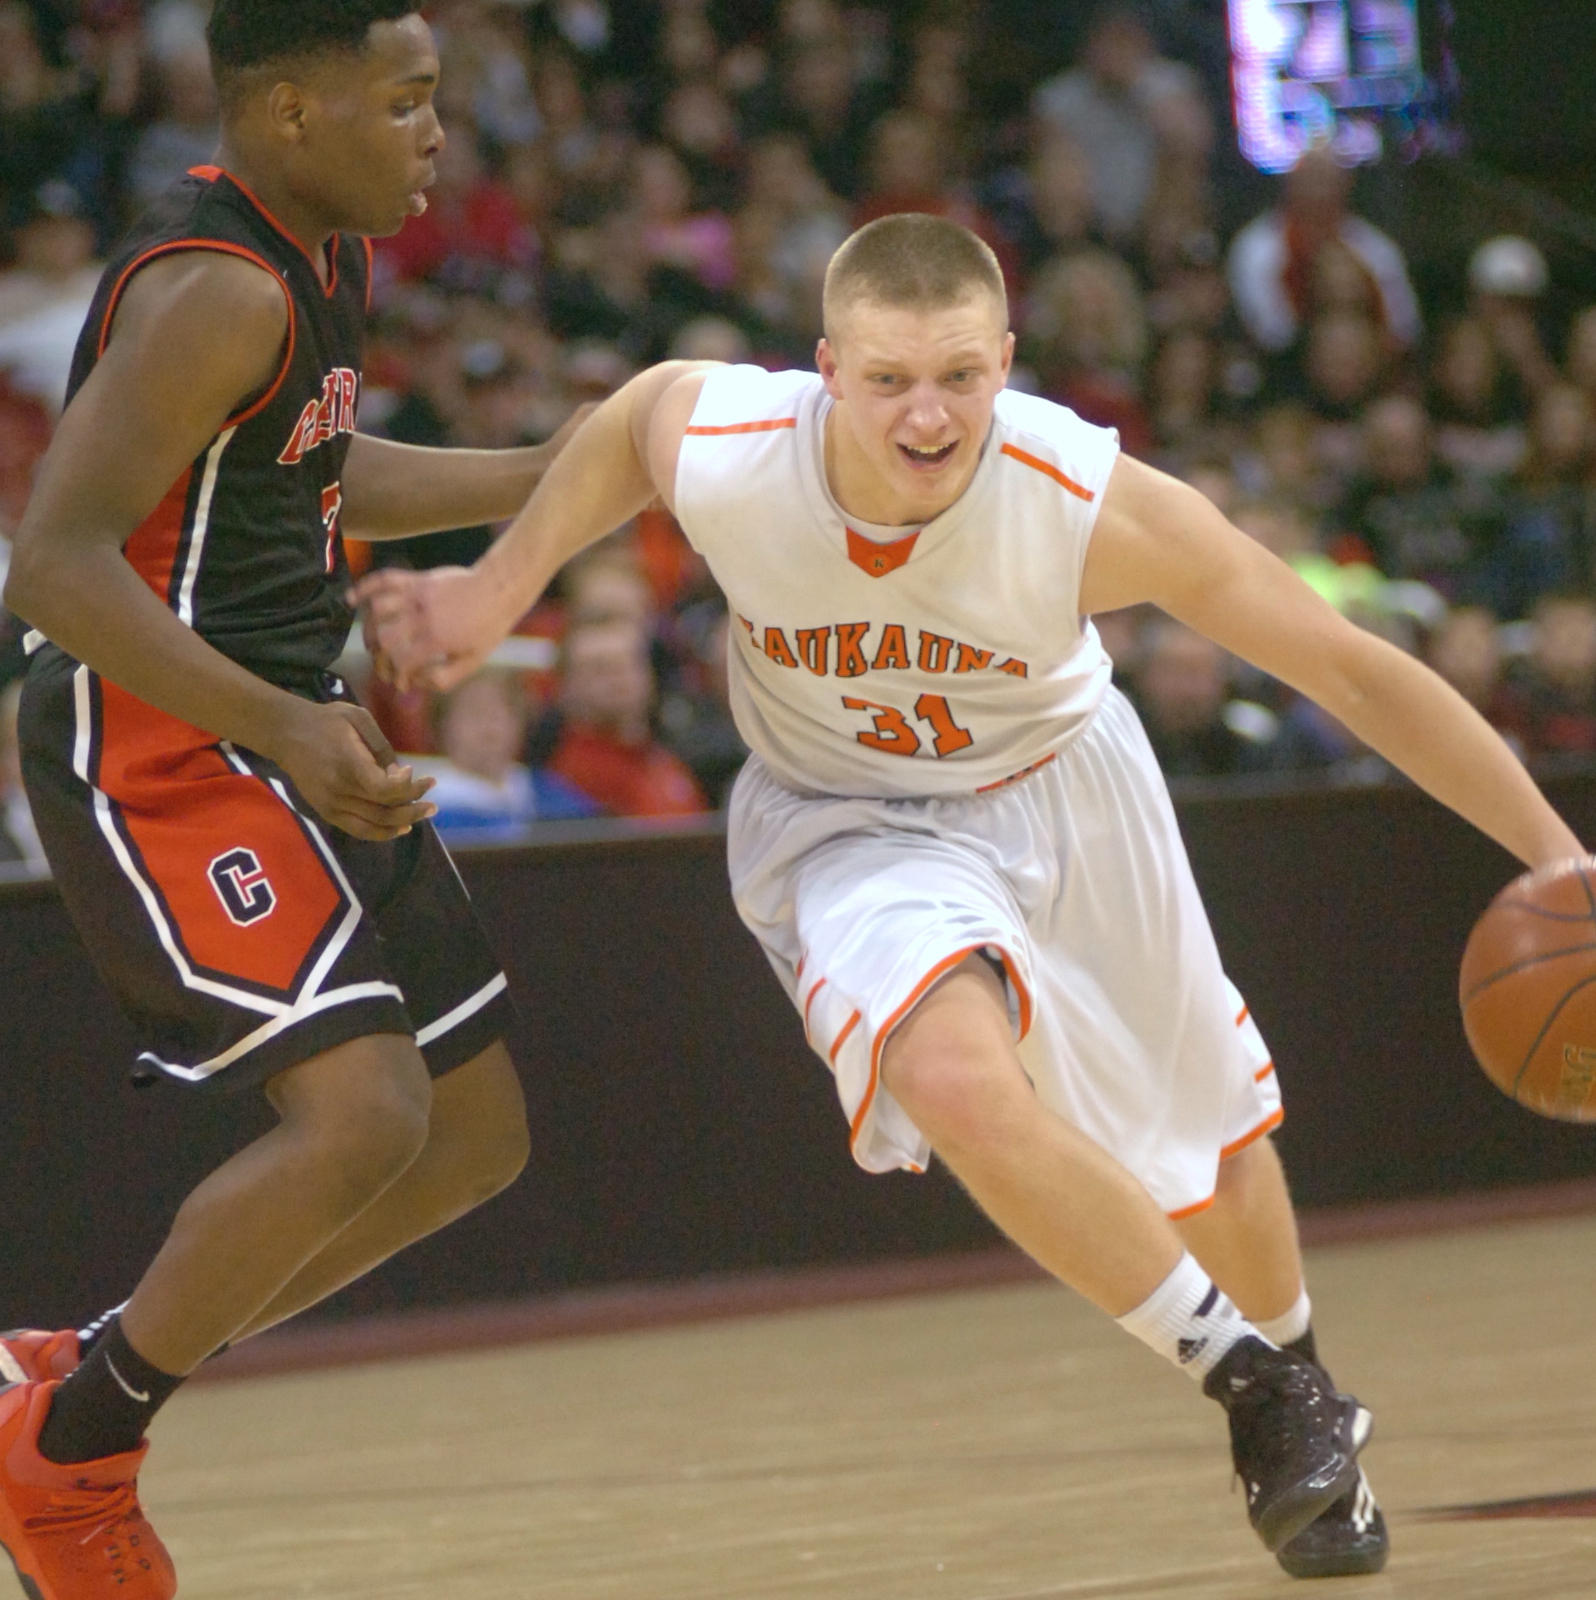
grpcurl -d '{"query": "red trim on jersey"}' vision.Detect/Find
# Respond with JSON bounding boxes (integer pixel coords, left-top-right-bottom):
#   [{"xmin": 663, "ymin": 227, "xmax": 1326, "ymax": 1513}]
[
  {"xmin": 95, "ymin": 240, "xmax": 297, "ymax": 429},
  {"xmin": 95, "ymin": 680, "xmax": 345, "ymax": 993},
  {"xmin": 684, "ymin": 417, "xmax": 798, "ymax": 435},
  {"xmin": 190, "ymin": 165, "xmax": 342, "ymax": 298},
  {"xmin": 362, "ymin": 236, "xmax": 375, "ymax": 312},
  {"xmin": 846, "ymin": 526, "xmax": 919, "ymax": 577},
  {"xmin": 123, "ymin": 467, "xmax": 192, "ymax": 606},
  {"xmin": 999, "ymin": 442, "xmax": 1095, "ymax": 502}
]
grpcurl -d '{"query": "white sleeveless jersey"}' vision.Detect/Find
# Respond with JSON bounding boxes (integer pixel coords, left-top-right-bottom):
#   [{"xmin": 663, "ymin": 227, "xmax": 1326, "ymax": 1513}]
[{"xmin": 673, "ymin": 365, "xmax": 1120, "ymax": 798}]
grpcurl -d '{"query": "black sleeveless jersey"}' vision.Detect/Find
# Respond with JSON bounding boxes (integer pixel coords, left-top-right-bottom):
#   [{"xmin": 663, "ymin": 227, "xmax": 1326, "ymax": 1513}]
[{"xmin": 63, "ymin": 164, "xmax": 371, "ymax": 694}]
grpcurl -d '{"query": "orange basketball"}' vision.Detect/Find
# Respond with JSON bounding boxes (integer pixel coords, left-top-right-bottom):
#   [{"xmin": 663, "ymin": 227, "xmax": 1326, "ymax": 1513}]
[{"xmin": 1460, "ymin": 857, "xmax": 1596, "ymax": 1121}]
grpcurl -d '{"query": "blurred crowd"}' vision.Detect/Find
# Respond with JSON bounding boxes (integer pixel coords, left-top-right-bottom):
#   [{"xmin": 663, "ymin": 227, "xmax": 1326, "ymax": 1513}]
[{"xmin": 4, "ymin": 0, "xmax": 1596, "ymax": 847}]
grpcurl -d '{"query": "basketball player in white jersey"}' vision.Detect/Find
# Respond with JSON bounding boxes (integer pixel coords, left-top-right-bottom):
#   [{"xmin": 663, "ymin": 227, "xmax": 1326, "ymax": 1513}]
[{"xmin": 357, "ymin": 215, "xmax": 1582, "ymax": 1576}]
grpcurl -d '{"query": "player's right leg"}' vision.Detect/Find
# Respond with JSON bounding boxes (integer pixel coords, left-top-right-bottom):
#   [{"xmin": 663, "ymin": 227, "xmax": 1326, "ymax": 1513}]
[{"xmin": 878, "ymin": 958, "xmax": 1370, "ymax": 1554}]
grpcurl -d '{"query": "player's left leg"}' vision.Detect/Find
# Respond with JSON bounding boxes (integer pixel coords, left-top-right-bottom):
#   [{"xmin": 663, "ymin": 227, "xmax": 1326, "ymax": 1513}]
[
  {"xmin": 1174, "ymin": 1136, "xmax": 1303, "ymax": 1323},
  {"xmin": 1177, "ymin": 1137, "xmax": 1389, "ymax": 1578},
  {"xmin": 229, "ymin": 1039, "xmax": 527, "ymax": 1341}
]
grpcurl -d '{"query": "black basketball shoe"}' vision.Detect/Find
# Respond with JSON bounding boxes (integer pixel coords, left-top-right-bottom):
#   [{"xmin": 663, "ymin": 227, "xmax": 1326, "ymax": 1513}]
[
  {"xmin": 1203, "ymin": 1336, "xmax": 1372, "ymax": 1553},
  {"xmin": 1275, "ymin": 1465, "xmax": 1388, "ymax": 1578}
]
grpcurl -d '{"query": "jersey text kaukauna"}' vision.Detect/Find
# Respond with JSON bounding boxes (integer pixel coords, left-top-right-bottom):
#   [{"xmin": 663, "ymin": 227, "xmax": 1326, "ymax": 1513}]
[{"xmin": 736, "ymin": 616, "xmax": 1030, "ymax": 679}]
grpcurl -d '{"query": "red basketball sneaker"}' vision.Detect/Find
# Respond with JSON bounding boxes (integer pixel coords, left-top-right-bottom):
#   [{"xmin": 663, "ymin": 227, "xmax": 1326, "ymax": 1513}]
[
  {"xmin": 0, "ymin": 1382, "xmax": 175, "ymax": 1600},
  {"xmin": 0, "ymin": 1332, "xmax": 81, "ymax": 1388}
]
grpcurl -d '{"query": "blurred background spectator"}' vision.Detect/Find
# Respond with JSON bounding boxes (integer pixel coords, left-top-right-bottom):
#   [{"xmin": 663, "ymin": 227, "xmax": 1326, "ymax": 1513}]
[
  {"xmin": 4, "ymin": 0, "xmax": 1596, "ymax": 821},
  {"xmin": 541, "ymin": 618, "xmax": 708, "ymax": 818},
  {"xmin": 417, "ymin": 669, "xmax": 600, "ymax": 843}
]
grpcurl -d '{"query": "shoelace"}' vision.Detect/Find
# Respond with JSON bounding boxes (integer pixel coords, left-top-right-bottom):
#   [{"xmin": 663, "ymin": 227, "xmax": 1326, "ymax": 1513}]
[{"xmin": 23, "ymin": 1478, "xmax": 140, "ymax": 1545}]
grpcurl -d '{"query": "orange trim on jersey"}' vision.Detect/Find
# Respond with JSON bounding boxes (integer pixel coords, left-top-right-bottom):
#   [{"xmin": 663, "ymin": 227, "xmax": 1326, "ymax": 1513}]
[
  {"xmin": 362, "ymin": 236, "xmax": 375, "ymax": 312},
  {"xmin": 802, "ymin": 976, "xmax": 829, "ymax": 1042},
  {"xmin": 851, "ymin": 943, "xmax": 986, "ymax": 1152},
  {"xmin": 1234, "ymin": 1002, "xmax": 1250, "ymax": 1027},
  {"xmin": 1167, "ymin": 1194, "xmax": 1216, "ymax": 1222},
  {"xmin": 189, "ymin": 165, "xmax": 342, "ymax": 297},
  {"xmin": 95, "ymin": 239, "xmax": 297, "ymax": 429},
  {"xmin": 1221, "ymin": 1107, "xmax": 1285, "ymax": 1163},
  {"xmin": 795, "ymin": 955, "xmax": 806, "ymax": 980},
  {"xmin": 829, "ymin": 1010, "xmax": 862, "ymax": 1066},
  {"xmin": 976, "ymin": 752, "xmax": 1058, "ymax": 794},
  {"xmin": 123, "ymin": 467, "xmax": 193, "ymax": 606},
  {"xmin": 684, "ymin": 417, "xmax": 798, "ymax": 435},
  {"xmin": 846, "ymin": 526, "xmax": 920, "ymax": 577},
  {"xmin": 1000, "ymin": 442, "xmax": 1095, "ymax": 502},
  {"xmin": 95, "ymin": 680, "xmax": 345, "ymax": 992},
  {"xmin": 1254, "ymin": 1060, "xmax": 1276, "ymax": 1083}
]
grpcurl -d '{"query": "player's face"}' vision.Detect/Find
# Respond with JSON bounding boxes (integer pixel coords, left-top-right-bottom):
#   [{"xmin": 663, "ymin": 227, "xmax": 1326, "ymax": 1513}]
[
  {"xmin": 299, "ymin": 15, "xmax": 444, "ymax": 237},
  {"xmin": 818, "ymin": 293, "xmax": 1014, "ymax": 523}
]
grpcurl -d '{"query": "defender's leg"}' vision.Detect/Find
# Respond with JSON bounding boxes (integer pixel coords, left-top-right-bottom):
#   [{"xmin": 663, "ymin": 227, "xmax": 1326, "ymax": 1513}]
[{"xmin": 232, "ymin": 1040, "xmax": 528, "ymax": 1342}]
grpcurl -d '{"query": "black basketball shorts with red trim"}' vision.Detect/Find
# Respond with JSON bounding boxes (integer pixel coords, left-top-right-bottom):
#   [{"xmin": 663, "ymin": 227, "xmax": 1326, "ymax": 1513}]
[{"xmin": 18, "ymin": 648, "xmax": 514, "ymax": 1092}]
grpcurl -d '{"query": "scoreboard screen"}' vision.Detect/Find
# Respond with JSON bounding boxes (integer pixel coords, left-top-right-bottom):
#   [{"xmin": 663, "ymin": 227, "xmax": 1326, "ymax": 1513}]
[{"xmin": 1228, "ymin": 0, "xmax": 1453, "ymax": 172}]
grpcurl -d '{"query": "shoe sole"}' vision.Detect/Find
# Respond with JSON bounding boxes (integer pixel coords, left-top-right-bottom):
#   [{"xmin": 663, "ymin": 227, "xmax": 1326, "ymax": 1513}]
[
  {"xmin": 1255, "ymin": 1401, "xmax": 1374, "ymax": 1553},
  {"xmin": 1276, "ymin": 1539, "xmax": 1389, "ymax": 1580}
]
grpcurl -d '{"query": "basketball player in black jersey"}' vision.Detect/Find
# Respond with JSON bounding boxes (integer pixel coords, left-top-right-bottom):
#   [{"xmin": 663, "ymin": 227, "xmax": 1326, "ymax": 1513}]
[{"xmin": 0, "ymin": 6, "xmax": 573, "ymax": 1596}]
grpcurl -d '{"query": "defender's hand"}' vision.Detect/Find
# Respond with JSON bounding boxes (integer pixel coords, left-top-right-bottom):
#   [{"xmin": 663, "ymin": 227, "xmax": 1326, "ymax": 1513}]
[
  {"xmin": 264, "ymin": 699, "xmax": 436, "ymax": 841},
  {"xmin": 352, "ymin": 565, "xmax": 507, "ymax": 693}
]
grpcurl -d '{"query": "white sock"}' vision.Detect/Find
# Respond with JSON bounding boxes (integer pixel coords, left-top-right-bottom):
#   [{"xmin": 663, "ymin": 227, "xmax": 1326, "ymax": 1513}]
[
  {"xmin": 1116, "ymin": 1253, "xmax": 1264, "ymax": 1381},
  {"xmin": 1254, "ymin": 1287, "xmax": 1312, "ymax": 1349}
]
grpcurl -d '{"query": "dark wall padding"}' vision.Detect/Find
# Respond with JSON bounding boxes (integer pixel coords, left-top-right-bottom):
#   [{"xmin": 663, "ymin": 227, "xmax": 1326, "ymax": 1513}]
[{"xmin": 5, "ymin": 776, "xmax": 1596, "ymax": 1329}]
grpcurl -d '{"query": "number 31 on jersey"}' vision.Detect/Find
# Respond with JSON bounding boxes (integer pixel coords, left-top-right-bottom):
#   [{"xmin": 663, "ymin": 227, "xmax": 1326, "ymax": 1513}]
[{"xmin": 842, "ymin": 693, "xmax": 974, "ymax": 758}]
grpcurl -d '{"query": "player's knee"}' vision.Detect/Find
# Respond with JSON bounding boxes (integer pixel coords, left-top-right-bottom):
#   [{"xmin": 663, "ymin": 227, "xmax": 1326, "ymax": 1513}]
[
  {"xmin": 275, "ymin": 1043, "xmax": 434, "ymax": 1198},
  {"xmin": 881, "ymin": 1032, "xmax": 1008, "ymax": 1148},
  {"xmin": 335, "ymin": 1069, "xmax": 434, "ymax": 1193}
]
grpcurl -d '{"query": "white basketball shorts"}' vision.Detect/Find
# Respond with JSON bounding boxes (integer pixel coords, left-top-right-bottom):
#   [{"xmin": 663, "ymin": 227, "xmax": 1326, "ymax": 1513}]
[{"xmin": 726, "ymin": 685, "xmax": 1282, "ymax": 1219}]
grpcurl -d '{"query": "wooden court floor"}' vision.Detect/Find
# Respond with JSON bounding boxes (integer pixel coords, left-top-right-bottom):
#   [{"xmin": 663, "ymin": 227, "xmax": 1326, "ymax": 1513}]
[{"xmin": 8, "ymin": 1214, "xmax": 1596, "ymax": 1600}]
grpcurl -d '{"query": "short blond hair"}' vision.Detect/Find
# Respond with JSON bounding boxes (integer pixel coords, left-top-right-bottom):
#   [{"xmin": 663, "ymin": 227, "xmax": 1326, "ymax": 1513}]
[{"xmin": 822, "ymin": 213, "xmax": 1006, "ymax": 339}]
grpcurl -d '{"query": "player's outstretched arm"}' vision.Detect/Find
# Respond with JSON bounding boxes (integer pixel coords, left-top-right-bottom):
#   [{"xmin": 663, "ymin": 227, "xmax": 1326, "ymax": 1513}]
[
  {"xmin": 1081, "ymin": 455, "xmax": 1582, "ymax": 870},
  {"xmin": 339, "ymin": 402, "xmax": 597, "ymax": 540},
  {"xmin": 4, "ymin": 251, "xmax": 433, "ymax": 841},
  {"xmin": 355, "ymin": 359, "xmax": 716, "ymax": 691}
]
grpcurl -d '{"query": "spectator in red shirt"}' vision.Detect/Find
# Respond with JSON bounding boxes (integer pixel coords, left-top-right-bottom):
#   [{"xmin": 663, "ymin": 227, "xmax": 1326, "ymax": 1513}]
[{"xmin": 549, "ymin": 619, "xmax": 708, "ymax": 817}]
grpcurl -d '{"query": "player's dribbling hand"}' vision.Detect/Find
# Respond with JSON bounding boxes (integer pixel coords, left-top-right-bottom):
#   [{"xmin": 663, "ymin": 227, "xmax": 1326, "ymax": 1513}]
[
  {"xmin": 266, "ymin": 700, "xmax": 436, "ymax": 841},
  {"xmin": 351, "ymin": 565, "xmax": 503, "ymax": 693}
]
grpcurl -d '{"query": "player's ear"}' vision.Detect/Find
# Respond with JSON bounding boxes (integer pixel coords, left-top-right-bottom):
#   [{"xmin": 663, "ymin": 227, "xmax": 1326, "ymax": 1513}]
[
  {"xmin": 265, "ymin": 80, "xmax": 310, "ymax": 143},
  {"xmin": 999, "ymin": 330, "xmax": 1016, "ymax": 383},
  {"xmin": 816, "ymin": 338, "xmax": 843, "ymax": 398}
]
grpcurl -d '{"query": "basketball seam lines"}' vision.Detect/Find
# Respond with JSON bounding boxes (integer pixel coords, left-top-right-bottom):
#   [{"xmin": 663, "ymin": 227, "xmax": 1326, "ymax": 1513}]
[
  {"xmin": 1461, "ymin": 938, "xmax": 1596, "ymax": 1003},
  {"xmin": 1508, "ymin": 969, "xmax": 1596, "ymax": 1099},
  {"xmin": 1487, "ymin": 901, "xmax": 1596, "ymax": 923}
]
